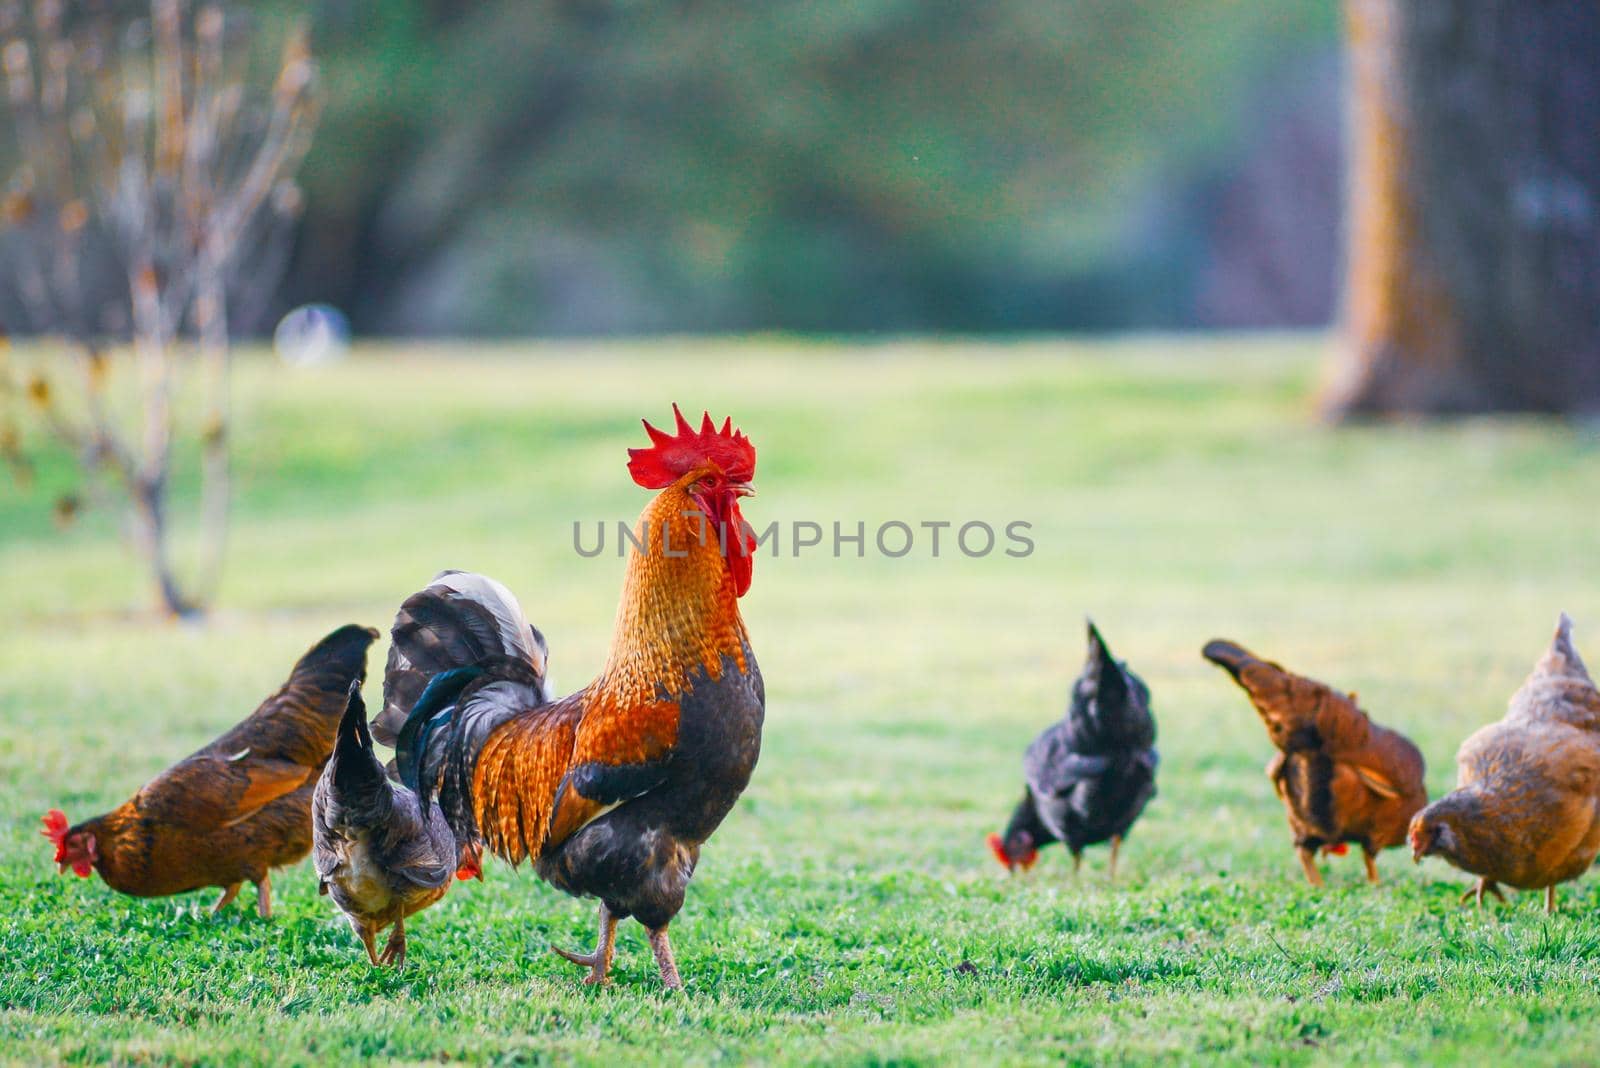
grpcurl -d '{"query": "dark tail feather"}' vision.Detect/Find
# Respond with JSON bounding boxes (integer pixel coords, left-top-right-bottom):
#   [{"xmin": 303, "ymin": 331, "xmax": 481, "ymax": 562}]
[
  {"xmin": 373, "ymin": 572, "xmax": 548, "ymax": 746},
  {"xmin": 331, "ymin": 681, "xmax": 389, "ymax": 808},
  {"xmin": 395, "ymin": 665, "xmax": 486, "ymax": 808},
  {"xmin": 1084, "ymin": 618, "xmax": 1129, "ymax": 710},
  {"xmin": 290, "ymin": 624, "xmax": 381, "ymax": 697},
  {"xmin": 1201, "ymin": 639, "xmax": 1258, "ymax": 682}
]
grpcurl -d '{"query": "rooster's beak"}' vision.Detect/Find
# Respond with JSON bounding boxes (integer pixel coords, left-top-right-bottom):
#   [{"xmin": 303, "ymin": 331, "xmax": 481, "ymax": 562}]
[{"xmin": 730, "ymin": 482, "xmax": 754, "ymax": 498}]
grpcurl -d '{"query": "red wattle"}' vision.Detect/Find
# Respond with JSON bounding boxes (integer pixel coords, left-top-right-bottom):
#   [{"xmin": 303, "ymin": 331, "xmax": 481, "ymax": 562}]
[{"xmin": 727, "ymin": 499, "xmax": 754, "ymax": 597}]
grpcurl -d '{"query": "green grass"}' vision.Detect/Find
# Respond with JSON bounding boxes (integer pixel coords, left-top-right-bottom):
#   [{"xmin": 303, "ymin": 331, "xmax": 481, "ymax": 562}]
[{"xmin": 4, "ymin": 336, "xmax": 1600, "ymax": 1065}]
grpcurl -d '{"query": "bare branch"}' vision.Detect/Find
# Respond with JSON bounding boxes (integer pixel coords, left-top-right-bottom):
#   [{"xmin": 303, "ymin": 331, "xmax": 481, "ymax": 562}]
[{"xmin": 0, "ymin": 0, "xmax": 318, "ymax": 616}]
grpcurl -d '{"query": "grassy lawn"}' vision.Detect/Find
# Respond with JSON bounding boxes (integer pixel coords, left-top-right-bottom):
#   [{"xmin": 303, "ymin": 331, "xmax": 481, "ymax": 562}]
[{"xmin": 3, "ymin": 337, "xmax": 1600, "ymax": 1065}]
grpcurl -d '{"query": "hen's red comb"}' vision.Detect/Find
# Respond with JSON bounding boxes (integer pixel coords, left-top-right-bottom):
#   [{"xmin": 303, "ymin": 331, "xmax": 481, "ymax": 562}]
[
  {"xmin": 986, "ymin": 832, "xmax": 1011, "ymax": 869},
  {"xmin": 41, "ymin": 809, "xmax": 68, "ymax": 860},
  {"xmin": 627, "ymin": 404, "xmax": 755, "ymax": 489}
]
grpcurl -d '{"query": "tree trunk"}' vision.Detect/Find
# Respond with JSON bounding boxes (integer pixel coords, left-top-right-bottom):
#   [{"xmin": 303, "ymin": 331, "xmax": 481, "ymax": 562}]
[
  {"xmin": 130, "ymin": 477, "xmax": 197, "ymax": 619},
  {"xmin": 1326, "ymin": 0, "xmax": 1600, "ymax": 417}
]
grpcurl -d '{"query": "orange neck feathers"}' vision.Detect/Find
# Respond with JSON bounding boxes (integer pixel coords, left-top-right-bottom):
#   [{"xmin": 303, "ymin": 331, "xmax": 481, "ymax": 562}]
[{"xmin": 597, "ymin": 474, "xmax": 750, "ymax": 702}]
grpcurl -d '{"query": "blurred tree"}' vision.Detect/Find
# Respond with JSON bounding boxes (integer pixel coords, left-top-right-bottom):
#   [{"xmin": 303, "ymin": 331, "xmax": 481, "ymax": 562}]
[
  {"xmin": 1328, "ymin": 1, "xmax": 1600, "ymax": 417},
  {"xmin": 0, "ymin": 0, "xmax": 317, "ymax": 616},
  {"xmin": 278, "ymin": 0, "xmax": 1337, "ymax": 335}
]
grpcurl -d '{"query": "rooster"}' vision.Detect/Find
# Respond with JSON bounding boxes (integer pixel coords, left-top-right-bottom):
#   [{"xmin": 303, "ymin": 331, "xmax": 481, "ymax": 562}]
[
  {"xmin": 1203, "ymin": 639, "xmax": 1427, "ymax": 886},
  {"xmin": 988, "ymin": 621, "xmax": 1158, "ymax": 879},
  {"xmin": 370, "ymin": 407, "xmax": 762, "ymax": 989},
  {"xmin": 42, "ymin": 624, "xmax": 378, "ymax": 916},
  {"xmin": 1410, "ymin": 614, "xmax": 1600, "ymax": 912},
  {"xmin": 313, "ymin": 682, "xmax": 469, "ymax": 968}
]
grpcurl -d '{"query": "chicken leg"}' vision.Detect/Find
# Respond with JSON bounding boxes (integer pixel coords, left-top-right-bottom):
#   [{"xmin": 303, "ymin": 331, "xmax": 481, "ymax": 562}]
[
  {"xmin": 1296, "ymin": 846, "xmax": 1323, "ymax": 887},
  {"xmin": 357, "ymin": 924, "xmax": 380, "ymax": 967},
  {"xmin": 553, "ymin": 903, "xmax": 619, "ymax": 986},
  {"xmin": 1109, "ymin": 835, "xmax": 1122, "ymax": 883},
  {"xmin": 648, "ymin": 925, "xmax": 683, "ymax": 991},
  {"xmin": 1545, "ymin": 885, "xmax": 1558, "ymax": 914},
  {"xmin": 212, "ymin": 882, "xmax": 241, "ymax": 915},
  {"xmin": 256, "ymin": 873, "xmax": 273, "ymax": 919},
  {"xmin": 1459, "ymin": 878, "xmax": 1506, "ymax": 908},
  {"xmin": 1362, "ymin": 848, "xmax": 1380, "ymax": 885},
  {"xmin": 379, "ymin": 917, "xmax": 408, "ymax": 968}
]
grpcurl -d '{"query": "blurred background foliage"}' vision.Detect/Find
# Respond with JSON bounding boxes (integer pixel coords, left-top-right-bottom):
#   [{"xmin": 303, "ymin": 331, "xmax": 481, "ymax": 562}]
[{"xmin": 274, "ymin": 0, "xmax": 1340, "ymax": 336}]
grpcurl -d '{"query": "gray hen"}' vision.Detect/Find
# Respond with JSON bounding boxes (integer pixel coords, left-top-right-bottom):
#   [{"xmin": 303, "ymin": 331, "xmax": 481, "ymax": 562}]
[{"xmin": 313, "ymin": 682, "xmax": 463, "ymax": 968}]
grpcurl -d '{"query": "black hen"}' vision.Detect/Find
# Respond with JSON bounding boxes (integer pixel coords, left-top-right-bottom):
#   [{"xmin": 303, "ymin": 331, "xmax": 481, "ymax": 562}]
[
  {"xmin": 312, "ymin": 682, "xmax": 463, "ymax": 968},
  {"xmin": 989, "ymin": 621, "xmax": 1159, "ymax": 879}
]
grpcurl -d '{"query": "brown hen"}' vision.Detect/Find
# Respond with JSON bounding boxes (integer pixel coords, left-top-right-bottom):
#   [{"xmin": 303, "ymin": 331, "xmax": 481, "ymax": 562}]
[
  {"xmin": 43, "ymin": 624, "xmax": 378, "ymax": 917},
  {"xmin": 1410, "ymin": 614, "xmax": 1600, "ymax": 912},
  {"xmin": 1203, "ymin": 639, "xmax": 1427, "ymax": 886}
]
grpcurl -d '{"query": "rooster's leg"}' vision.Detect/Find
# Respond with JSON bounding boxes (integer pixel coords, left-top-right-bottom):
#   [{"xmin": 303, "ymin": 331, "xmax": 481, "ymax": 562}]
[
  {"xmin": 358, "ymin": 925, "xmax": 380, "ymax": 967},
  {"xmin": 255, "ymin": 873, "xmax": 272, "ymax": 920},
  {"xmin": 211, "ymin": 882, "xmax": 241, "ymax": 915},
  {"xmin": 1362, "ymin": 849, "xmax": 1380, "ymax": 885},
  {"xmin": 1296, "ymin": 847, "xmax": 1324, "ymax": 887},
  {"xmin": 648, "ymin": 925, "xmax": 683, "ymax": 991},
  {"xmin": 552, "ymin": 903, "xmax": 618, "ymax": 985},
  {"xmin": 1072, "ymin": 853, "xmax": 1082, "ymax": 877},
  {"xmin": 1108, "ymin": 835, "xmax": 1122, "ymax": 883},
  {"xmin": 1546, "ymin": 885, "xmax": 1558, "ymax": 914},
  {"xmin": 379, "ymin": 917, "xmax": 408, "ymax": 969}
]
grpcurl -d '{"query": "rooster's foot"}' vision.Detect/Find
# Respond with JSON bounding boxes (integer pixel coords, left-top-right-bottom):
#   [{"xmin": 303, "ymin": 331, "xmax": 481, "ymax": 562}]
[
  {"xmin": 1296, "ymin": 847, "xmax": 1324, "ymax": 887},
  {"xmin": 648, "ymin": 925, "xmax": 683, "ymax": 991},
  {"xmin": 553, "ymin": 903, "xmax": 618, "ymax": 985}
]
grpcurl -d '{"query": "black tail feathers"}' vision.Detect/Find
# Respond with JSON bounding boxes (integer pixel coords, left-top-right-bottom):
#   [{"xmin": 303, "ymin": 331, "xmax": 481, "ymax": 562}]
[{"xmin": 395, "ymin": 665, "xmax": 486, "ymax": 806}]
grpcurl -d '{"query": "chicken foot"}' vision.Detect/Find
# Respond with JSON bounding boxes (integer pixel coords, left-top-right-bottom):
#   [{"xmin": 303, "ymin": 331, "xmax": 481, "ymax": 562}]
[
  {"xmin": 1459, "ymin": 878, "xmax": 1507, "ymax": 908},
  {"xmin": 256, "ymin": 873, "xmax": 273, "ymax": 920},
  {"xmin": 648, "ymin": 925, "xmax": 683, "ymax": 991},
  {"xmin": 553, "ymin": 903, "xmax": 619, "ymax": 986},
  {"xmin": 1109, "ymin": 835, "xmax": 1122, "ymax": 883},
  {"xmin": 212, "ymin": 883, "xmax": 241, "ymax": 915},
  {"xmin": 1296, "ymin": 846, "xmax": 1324, "ymax": 887},
  {"xmin": 357, "ymin": 924, "xmax": 381, "ymax": 967},
  {"xmin": 1362, "ymin": 848, "xmax": 1380, "ymax": 885},
  {"xmin": 379, "ymin": 917, "xmax": 408, "ymax": 969}
]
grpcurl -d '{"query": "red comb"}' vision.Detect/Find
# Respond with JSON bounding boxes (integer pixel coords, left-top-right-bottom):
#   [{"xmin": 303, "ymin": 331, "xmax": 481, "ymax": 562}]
[
  {"xmin": 986, "ymin": 832, "xmax": 1012, "ymax": 869},
  {"xmin": 41, "ymin": 809, "xmax": 68, "ymax": 861},
  {"xmin": 627, "ymin": 404, "xmax": 755, "ymax": 489},
  {"xmin": 41, "ymin": 809, "xmax": 68, "ymax": 843}
]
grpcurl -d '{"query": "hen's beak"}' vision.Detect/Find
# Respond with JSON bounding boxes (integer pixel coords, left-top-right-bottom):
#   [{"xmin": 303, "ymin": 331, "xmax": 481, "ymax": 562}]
[{"xmin": 730, "ymin": 482, "xmax": 754, "ymax": 498}]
